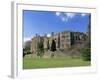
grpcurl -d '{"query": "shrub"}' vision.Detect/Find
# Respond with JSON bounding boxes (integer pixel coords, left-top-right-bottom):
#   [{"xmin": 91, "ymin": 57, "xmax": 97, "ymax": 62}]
[
  {"xmin": 51, "ymin": 52, "xmax": 54, "ymax": 58},
  {"xmin": 81, "ymin": 47, "xmax": 91, "ymax": 61},
  {"xmin": 59, "ymin": 49, "xmax": 64, "ymax": 52}
]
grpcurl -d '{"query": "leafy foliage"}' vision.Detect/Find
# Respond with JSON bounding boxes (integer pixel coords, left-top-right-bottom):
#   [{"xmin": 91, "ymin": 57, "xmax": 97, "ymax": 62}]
[
  {"xmin": 50, "ymin": 39, "xmax": 56, "ymax": 52},
  {"xmin": 23, "ymin": 41, "xmax": 31, "ymax": 57},
  {"xmin": 81, "ymin": 47, "xmax": 91, "ymax": 61},
  {"xmin": 47, "ymin": 40, "xmax": 50, "ymax": 50},
  {"xmin": 37, "ymin": 40, "xmax": 44, "ymax": 58},
  {"xmin": 50, "ymin": 39, "xmax": 56, "ymax": 58},
  {"xmin": 23, "ymin": 48, "xmax": 32, "ymax": 57}
]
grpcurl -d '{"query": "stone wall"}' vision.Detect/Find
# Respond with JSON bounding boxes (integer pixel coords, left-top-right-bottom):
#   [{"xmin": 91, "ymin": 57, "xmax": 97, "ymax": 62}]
[{"xmin": 30, "ymin": 31, "xmax": 87, "ymax": 53}]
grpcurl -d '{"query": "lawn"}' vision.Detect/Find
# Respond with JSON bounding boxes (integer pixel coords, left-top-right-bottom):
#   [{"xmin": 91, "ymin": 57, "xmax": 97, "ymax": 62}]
[{"xmin": 23, "ymin": 57, "xmax": 90, "ymax": 69}]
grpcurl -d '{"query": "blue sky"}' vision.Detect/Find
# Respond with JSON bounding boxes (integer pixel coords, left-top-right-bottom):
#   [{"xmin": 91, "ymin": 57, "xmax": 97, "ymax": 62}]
[{"xmin": 23, "ymin": 10, "xmax": 90, "ymax": 42}]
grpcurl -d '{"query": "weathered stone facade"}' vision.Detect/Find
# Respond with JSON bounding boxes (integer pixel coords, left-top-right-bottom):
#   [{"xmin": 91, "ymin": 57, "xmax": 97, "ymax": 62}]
[{"xmin": 30, "ymin": 31, "xmax": 87, "ymax": 53}]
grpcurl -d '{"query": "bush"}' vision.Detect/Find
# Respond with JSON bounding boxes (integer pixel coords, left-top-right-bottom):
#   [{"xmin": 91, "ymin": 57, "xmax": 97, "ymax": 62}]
[
  {"xmin": 59, "ymin": 49, "xmax": 64, "ymax": 52},
  {"xmin": 81, "ymin": 47, "xmax": 91, "ymax": 61},
  {"xmin": 37, "ymin": 50, "xmax": 44, "ymax": 58},
  {"xmin": 51, "ymin": 52, "xmax": 54, "ymax": 58}
]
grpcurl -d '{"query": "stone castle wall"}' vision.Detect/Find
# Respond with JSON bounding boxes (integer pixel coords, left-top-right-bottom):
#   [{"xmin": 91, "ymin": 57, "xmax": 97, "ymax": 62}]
[{"xmin": 31, "ymin": 31, "xmax": 87, "ymax": 53}]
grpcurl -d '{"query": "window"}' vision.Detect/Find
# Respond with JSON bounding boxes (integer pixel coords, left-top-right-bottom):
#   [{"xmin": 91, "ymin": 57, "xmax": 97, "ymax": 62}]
[{"xmin": 61, "ymin": 35, "xmax": 65, "ymax": 38}]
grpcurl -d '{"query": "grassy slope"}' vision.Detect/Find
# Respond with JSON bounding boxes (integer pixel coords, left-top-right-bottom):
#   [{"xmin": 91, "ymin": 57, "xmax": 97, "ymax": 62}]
[{"xmin": 23, "ymin": 57, "xmax": 90, "ymax": 69}]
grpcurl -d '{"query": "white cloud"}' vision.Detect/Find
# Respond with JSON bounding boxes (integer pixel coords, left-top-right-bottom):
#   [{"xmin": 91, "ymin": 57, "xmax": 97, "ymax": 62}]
[
  {"xmin": 55, "ymin": 12, "xmax": 76, "ymax": 22},
  {"xmin": 47, "ymin": 34, "xmax": 51, "ymax": 37},
  {"xmin": 64, "ymin": 13, "xmax": 76, "ymax": 19},
  {"xmin": 56, "ymin": 12, "xmax": 61, "ymax": 16},
  {"xmin": 24, "ymin": 37, "xmax": 32, "ymax": 42},
  {"xmin": 81, "ymin": 13, "xmax": 87, "ymax": 17}
]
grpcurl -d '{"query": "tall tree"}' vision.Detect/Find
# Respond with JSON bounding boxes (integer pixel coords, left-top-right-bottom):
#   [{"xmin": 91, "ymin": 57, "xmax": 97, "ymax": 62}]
[
  {"xmin": 37, "ymin": 40, "xmax": 44, "ymax": 58},
  {"xmin": 58, "ymin": 33, "xmax": 60, "ymax": 48},
  {"xmin": 50, "ymin": 39, "xmax": 56, "ymax": 58},
  {"xmin": 47, "ymin": 40, "xmax": 50, "ymax": 50},
  {"xmin": 51, "ymin": 39, "xmax": 56, "ymax": 52}
]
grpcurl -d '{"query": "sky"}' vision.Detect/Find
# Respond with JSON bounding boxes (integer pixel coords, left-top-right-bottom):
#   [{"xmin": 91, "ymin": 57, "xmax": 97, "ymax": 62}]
[{"xmin": 23, "ymin": 10, "xmax": 90, "ymax": 42}]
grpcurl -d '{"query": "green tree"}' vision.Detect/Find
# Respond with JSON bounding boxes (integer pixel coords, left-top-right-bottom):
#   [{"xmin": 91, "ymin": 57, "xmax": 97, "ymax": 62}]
[
  {"xmin": 50, "ymin": 39, "xmax": 56, "ymax": 58},
  {"xmin": 37, "ymin": 40, "xmax": 44, "ymax": 58},
  {"xmin": 23, "ymin": 41, "xmax": 31, "ymax": 57},
  {"xmin": 51, "ymin": 39, "xmax": 56, "ymax": 52},
  {"xmin": 47, "ymin": 40, "xmax": 50, "ymax": 50},
  {"xmin": 81, "ymin": 47, "xmax": 91, "ymax": 61},
  {"xmin": 58, "ymin": 34, "xmax": 60, "ymax": 48},
  {"xmin": 23, "ymin": 48, "xmax": 26, "ymax": 57}
]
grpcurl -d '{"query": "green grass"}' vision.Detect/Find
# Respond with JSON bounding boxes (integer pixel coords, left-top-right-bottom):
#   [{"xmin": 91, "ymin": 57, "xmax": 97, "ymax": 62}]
[{"xmin": 23, "ymin": 57, "xmax": 90, "ymax": 69}]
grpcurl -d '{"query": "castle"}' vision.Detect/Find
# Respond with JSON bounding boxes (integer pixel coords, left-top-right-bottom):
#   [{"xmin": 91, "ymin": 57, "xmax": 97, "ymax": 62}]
[{"xmin": 30, "ymin": 31, "xmax": 87, "ymax": 53}]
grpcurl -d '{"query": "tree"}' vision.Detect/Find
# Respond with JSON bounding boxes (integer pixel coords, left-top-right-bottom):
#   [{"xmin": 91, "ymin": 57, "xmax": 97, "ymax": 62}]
[
  {"xmin": 23, "ymin": 48, "xmax": 26, "ymax": 57},
  {"xmin": 47, "ymin": 40, "xmax": 50, "ymax": 50},
  {"xmin": 23, "ymin": 48, "xmax": 32, "ymax": 57},
  {"xmin": 51, "ymin": 39, "xmax": 56, "ymax": 52},
  {"xmin": 50, "ymin": 39, "xmax": 56, "ymax": 58},
  {"xmin": 23, "ymin": 40, "xmax": 31, "ymax": 57},
  {"xmin": 58, "ymin": 34, "xmax": 60, "ymax": 48},
  {"xmin": 37, "ymin": 40, "xmax": 44, "ymax": 58},
  {"xmin": 81, "ymin": 47, "xmax": 91, "ymax": 61},
  {"xmin": 24, "ymin": 41, "xmax": 31, "ymax": 50}
]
